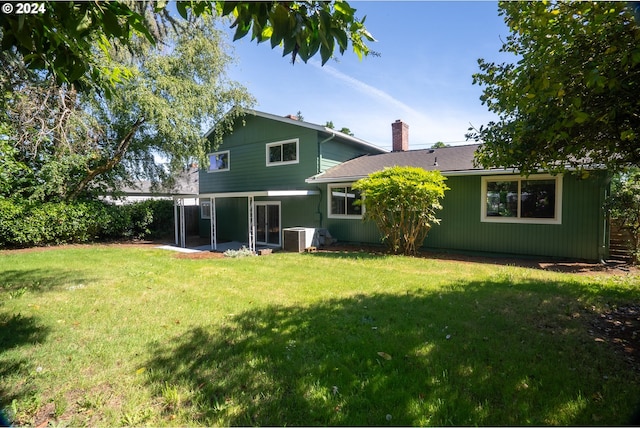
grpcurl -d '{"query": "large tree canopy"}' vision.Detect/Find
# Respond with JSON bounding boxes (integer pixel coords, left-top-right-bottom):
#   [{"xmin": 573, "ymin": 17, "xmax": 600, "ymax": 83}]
[
  {"xmin": 0, "ymin": 0, "xmax": 375, "ymax": 96},
  {"xmin": 468, "ymin": 1, "xmax": 640, "ymax": 175},
  {"xmin": 1, "ymin": 14, "xmax": 253, "ymax": 202}
]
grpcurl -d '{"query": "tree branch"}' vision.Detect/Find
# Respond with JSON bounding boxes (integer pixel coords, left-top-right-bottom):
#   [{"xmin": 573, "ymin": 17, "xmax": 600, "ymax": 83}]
[{"xmin": 66, "ymin": 117, "xmax": 146, "ymax": 200}]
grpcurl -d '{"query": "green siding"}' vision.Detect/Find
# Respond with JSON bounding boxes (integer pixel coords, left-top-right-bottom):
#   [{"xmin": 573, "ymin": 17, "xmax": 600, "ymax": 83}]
[
  {"xmin": 323, "ymin": 173, "xmax": 609, "ymax": 261},
  {"xmin": 320, "ymin": 139, "xmax": 375, "ymax": 172},
  {"xmin": 200, "ymin": 115, "xmax": 320, "ymax": 194},
  {"xmin": 199, "ymin": 195, "xmax": 323, "ymax": 243},
  {"xmin": 277, "ymin": 195, "xmax": 323, "ymax": 229},
  {"xmin": 198, "ymin": 114, "xmax": 386, "ymax": 243},
  {"xmin": 197, "ymin": 113, "xmax": 608, "ymax": 260}
]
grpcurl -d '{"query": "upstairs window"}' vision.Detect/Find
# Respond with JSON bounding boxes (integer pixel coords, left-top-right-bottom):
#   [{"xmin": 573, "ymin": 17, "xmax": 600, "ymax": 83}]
[
  {"xmin": 208, "ymin": 151, "xmax": 229, "ymax": 172},
  {"xmin": 482, "ymin": 175, "xmax": 562, "ymax": 224},
  {"xmin": 266, "ymin": 139, "xmax": 299, "ymax": 166},
  {"xmin": 329, "ymin": 184, "xmax": 363, "ymax": 218}
]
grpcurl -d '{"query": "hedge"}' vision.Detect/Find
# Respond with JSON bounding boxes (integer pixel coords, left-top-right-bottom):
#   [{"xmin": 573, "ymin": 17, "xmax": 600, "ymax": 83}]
[{"xmin": 0, "ymin": 198, "xmax": 175, "ymax": 248}]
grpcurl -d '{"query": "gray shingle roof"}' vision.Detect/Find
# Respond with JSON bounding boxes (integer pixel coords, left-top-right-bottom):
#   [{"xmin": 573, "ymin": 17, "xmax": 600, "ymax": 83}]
[
  {"xmin": 118, "ymin": 167, "xmax": 199, "ymax": 197},
  {"xmin": 307, "ymin": 143, "xmax": 484, "ymax": 183}
]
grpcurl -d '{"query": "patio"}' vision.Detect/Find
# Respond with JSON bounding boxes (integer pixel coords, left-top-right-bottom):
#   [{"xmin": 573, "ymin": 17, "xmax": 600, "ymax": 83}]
[{"xmin": 156, "ymin": 240, "xmax": 271, "ymax": 254}]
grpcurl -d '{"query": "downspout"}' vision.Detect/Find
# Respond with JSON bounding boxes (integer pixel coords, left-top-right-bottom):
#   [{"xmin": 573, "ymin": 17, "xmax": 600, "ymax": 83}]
[
  {"xmin": 316, "ymin": 132, "xmax": 336, "ymax": 228},
  {"xmin": 317, "ymin": 132, "xmax": 336, "ymax": 174}
]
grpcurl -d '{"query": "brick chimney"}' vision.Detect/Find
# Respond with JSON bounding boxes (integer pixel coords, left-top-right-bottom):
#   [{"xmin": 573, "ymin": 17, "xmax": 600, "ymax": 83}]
[
  {"xmin": 391, "ymin": 119, "xmax": 409, "ymax": 152},
  {"xmin": 284, "ymin": 114, "xmax": 299, "ymax": 120}
]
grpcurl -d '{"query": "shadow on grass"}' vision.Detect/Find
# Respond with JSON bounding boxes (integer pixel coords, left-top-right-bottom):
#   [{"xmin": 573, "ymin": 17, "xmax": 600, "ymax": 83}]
[
  {"xmin": 0, "ymin": 313, "xmax": 50, "ymax": 416},
  {"xmin": 145, "ymin": 277, "xmax": 640, "ymax": 426},
  {"xmin": 0, "ymin": 268, "xmax": 84, "ymax": 418},
  {"xmin": 1, "ymin": 268, "xmax": 93, "ymax": 294},
  {"xmin": 314, "ymin": 245, "xmax": 636, "ymax": 275}
]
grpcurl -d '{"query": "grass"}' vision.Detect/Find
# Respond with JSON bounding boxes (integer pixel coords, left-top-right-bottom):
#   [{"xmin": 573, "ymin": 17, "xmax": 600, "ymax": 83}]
[{"xmin": 1, "ymin": 245, "xmax": 640, "ymax": 426}]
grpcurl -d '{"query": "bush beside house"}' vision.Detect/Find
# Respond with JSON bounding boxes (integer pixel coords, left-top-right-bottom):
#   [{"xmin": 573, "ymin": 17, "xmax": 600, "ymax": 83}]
[{"xmin": 353, "ymin": 166, "xmax": 449, "ymax": 255}]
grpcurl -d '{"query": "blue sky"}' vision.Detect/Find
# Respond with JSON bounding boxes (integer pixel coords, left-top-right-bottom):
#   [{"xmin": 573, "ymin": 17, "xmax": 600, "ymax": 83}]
[{"xmin": 221, "ymin": 1, "xmax": 512, "ymax": 151}]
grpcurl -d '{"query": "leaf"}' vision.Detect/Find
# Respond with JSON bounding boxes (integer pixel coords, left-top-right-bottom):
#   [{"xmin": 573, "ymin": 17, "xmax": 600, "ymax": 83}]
[
  {"xmin": 320, "ymin": 36, "xmax": 334, "ymax": 65},
  {"xmin": 102, "ymin": 10, "xmax": 123, "ymax": 38},
  {"xmin": 154, "ymin": 0, "xmax": 168, "ymax": 13},
  {"xmin": 233, "ymin": 20, "xmax": 251, "ymax": 41},
  {"xmin": 574, "ymin": 111, "xmax": 589, "ymax": 124},
  {"xmin": 261, "ymin": 25, "xmax": 273, "ymax": 41},
  {"xmin": 176, "ymin": 2, "xmax": 188, "ymax": 19},
  {"xmin": 377, "ymin": 351, "xmax": 392, "ymax": 360},
  {"xmin": 334, "ymin": 1, "xmax": 355, "ymax": 17},
  {"xmin": 331, "ymin": 28, "xmax": 348, "ymax": 52}
]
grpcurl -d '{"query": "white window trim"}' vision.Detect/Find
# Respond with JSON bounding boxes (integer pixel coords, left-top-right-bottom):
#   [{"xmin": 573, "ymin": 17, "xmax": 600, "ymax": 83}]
[
  {"xmin": 266, "ymin": 139, "xmax": 299, "ymax": 167},
  {"xmin": 327, "ymin": 182, "xmax": 365, "ymax": 219},
  {"xmin": 255, "ymin": 201, "xmax": 281, "ymax": 246},
  {"xmin": 200, "ymin": 200, "xmax": 212, "ymax": 219},
  {"xmin": 481, "ymin": 174, "xmax": 563, "ymax": 225},
  {"xmin": 207, "ymin": 150, "xmax": 230, "ymax": 173}
]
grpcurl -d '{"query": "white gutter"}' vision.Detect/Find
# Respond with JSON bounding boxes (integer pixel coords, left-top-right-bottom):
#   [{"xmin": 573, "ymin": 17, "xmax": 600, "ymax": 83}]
[
  {"xmin": 305, "ymin": 165, "xmax": 607, "ymax": 184},
  {"xmin": 305, "ymin": 170, "xmax": 504, "ymax": 184},
  {"xmin": 199, "ymin": 190, "xmax": 320, "ymax": 199}
]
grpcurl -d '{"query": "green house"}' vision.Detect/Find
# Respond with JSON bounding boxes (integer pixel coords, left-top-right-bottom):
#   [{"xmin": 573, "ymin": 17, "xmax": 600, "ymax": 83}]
[
  {"xmin": 196, "ymin": 110, "xmax": 385, "ymax": 250},
  {"xmin": 197, "ymin": 110, "xmax": 611, "ymax": 261}
]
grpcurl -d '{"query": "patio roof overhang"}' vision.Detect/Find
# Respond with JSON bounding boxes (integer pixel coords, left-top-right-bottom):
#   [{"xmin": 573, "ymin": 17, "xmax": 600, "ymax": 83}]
[
  {"xmin": 199, "ymin": 189, "xmax": 319, "ymax": 199},
  {"xmin": 196, "ymin": 189, "xmax": 320, "ymax": 253}
]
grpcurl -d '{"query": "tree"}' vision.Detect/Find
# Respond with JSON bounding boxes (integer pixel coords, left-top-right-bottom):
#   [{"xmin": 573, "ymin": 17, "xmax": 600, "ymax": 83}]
[
  {"xmin": 2, "ymin": 14, "xmax": 253, "ymax": 202},
  {"xmin": 352, "ymin": 166, "xmax": 449, "ymax": 256},
  {"xmin": 324, "ymin": 120, "xmax": 353, "ymax": 135},
  {"xmin": 431, "ymin": 142, "xmax": 448, "ymax": 149},
  {"xmin": 0, "ymin": 1, "xmax": 375, "ymax": 96},
  {"xmin": 607, "ymin": 168, "xmax": 640, "ymax": 263},
  {"xmin": 468, "ymin": 2, "xmax": 640, "ymax": 175}
]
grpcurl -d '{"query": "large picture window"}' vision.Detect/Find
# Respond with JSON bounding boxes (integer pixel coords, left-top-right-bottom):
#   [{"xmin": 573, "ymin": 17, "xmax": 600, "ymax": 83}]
[
  {"xmin": 266, "ymin": 139, "xmax": 299, "ymax": 166},
  {"xmin": 481, "ymin": 175, "xmax": 562, "ymax": 224},
  {"xmin": 328, "ymin": 184, "xmax": 363, "ymax": 218},
  {"xmin": 208, "ymin": 151, "xmax": 229, "ymax": 172}
]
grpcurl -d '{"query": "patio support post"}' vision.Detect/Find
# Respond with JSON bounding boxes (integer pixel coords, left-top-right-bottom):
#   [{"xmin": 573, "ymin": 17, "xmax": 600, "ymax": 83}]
[
  {"xmin": 248, "ymin": 195, "xmax": 256, "ymax": 253},
  {"xmin": 174, "ymin": 197, "xmax": 179, "ymax": 246},
  {"xmin": 210, "ymin": 197, "xmax": 217, "ymax": 251},
  {"xmin": 179, "ymin": 198, "xmax": 186, "ymax": 248}
]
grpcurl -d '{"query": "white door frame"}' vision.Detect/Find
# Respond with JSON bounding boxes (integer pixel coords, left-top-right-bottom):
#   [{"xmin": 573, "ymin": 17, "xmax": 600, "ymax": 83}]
[{"xmin": 254, "ymin": 201, "xmax": 281, "ymax": 246}]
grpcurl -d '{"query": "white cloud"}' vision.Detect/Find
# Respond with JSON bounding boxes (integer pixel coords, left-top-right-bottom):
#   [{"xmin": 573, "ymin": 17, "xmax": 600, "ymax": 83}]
[
  {"xmin": 311, "ymin": 60, "xmax": 428, "ymax": 120},
  {"xmin": 308, "ymin": 60, "xmax": 490, "ymax": 148}
]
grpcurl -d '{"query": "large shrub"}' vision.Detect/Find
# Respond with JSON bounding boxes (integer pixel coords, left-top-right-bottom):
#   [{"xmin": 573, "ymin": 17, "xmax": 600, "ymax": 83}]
[
  {"xmin": 353, "ymin": 166, "xmax": 449, "ymax": 256},
  {"xmin": 0, "ymin": 198, "xmax": 174, "ymax": 248},
  {"xmin": 117, "ymin": 199, "xmax": 175, "ymax": 239}
]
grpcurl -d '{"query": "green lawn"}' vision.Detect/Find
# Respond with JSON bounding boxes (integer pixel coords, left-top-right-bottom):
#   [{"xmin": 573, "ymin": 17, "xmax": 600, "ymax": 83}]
[{"xmin": 1, "ymin": 245, "xmax": 639, "ymax": 426}]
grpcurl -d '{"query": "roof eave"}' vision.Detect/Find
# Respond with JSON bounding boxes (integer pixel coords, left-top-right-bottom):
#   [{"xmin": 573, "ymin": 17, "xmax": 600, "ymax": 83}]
[
  {"xmin": 305, "ymin": 164, "xmax": 607, "ymax": 184},
  {"xmin": 205, "ymin": 108, "xmax": 387, "ymax": 153}
]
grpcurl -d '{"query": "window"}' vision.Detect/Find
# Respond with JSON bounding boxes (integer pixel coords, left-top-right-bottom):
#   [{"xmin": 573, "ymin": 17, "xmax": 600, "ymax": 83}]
[
  {"xmin": 328, "ymin": 184, "xmax": 363, "ymax": 218},
  {"xmin": 200, "ymin": 200, "xmax": 211, "ymax": 219},
  {"xmin": 266, "ymin": 139, "xmax": 299, "ymax": 166},
  {"xmin": 208, "ymin": 151, "xmax": 229, "ymax": 172},
  {"xmin": 481, "ymin": 175, "xmax": 562, "ymax": 224}
]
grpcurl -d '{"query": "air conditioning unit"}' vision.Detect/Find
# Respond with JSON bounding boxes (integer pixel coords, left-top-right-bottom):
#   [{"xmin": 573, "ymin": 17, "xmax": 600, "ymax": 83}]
[{"xmin": 283, "ymin": 227, "xmax": 316, "ymax": 252}]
